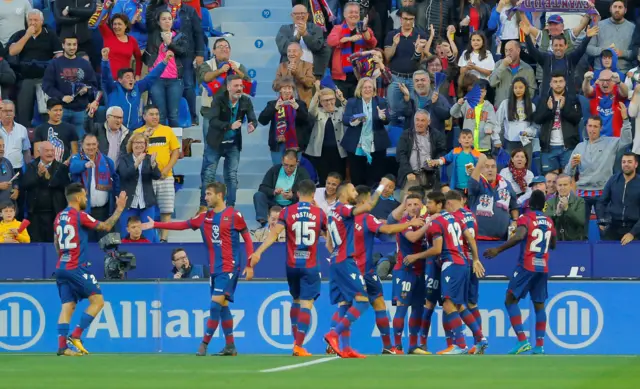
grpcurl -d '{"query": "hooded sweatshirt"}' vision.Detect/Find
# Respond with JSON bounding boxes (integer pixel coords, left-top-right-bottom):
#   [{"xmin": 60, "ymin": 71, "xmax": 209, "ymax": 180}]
[{"xmin": 593, "ymin": 48, "xmax": 626, "ymax": 84}]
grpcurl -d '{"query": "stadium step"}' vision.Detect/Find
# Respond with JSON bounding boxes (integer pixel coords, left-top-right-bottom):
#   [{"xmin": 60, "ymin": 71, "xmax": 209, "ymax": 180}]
[
  {"xmin": 174, "ymin": 155, "xmax": 273, "ymax": 175},
  {"xmin": 221, "ymin": 0, "xmax": 292, "ymax": 9},
  {"xmin": 212, "ymin": 7, "xmax": 291, "ymax": 23},
  {"xmin": 220, "ymin": 22, "xmax": 284, "ymax": 37},
  {"xmin": 177, "ymin": 172, "xmax": 265, "ymax": 190}
]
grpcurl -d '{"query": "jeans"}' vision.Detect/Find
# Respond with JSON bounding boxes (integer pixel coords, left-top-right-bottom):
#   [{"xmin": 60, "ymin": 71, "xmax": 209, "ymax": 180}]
[
  {"xmin": 541, "ymin": 146, "xmax": 573, "ymax": 174},
  {"xmin": 63, "ymin": 108, "xmax": 87, "ymax": 139},
  {"xmin": 150, "ymin": 78, "xmax": 182, "ymax": 127},
  {"xmin": 387, "ymin": 74, "xmax": 414, "ymax": 126},
  {"xmin": 181, "ymin": 56, "xmax": 197, "ymax": 121},
  {"xmin": 253, "ymin": 191, "xmax": 279, "ymax": 224},
  {"xmin": 120, "ymin": 207, "xmax": 159, "ymax": 243},
  {"xmin": 200, "ymin": 143, "xmax": 240, "ymax": 206}
]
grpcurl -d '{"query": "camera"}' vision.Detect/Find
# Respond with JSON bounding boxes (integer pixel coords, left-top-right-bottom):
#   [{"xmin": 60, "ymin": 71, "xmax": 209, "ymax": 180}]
[{"xmin": 99, "ymin": 233, "xmax": 137, "ymax": 280}]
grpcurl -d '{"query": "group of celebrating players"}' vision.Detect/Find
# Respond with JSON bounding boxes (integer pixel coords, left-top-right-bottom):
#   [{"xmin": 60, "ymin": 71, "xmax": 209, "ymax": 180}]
[{"xmin": 51, "ymin": 153, "xmax": 556, "ymax": 357}]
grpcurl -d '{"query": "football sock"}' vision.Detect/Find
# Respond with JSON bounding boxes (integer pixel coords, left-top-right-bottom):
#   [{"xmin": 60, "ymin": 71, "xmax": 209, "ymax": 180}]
[
  {"xmin": 408, "ymin": 306, "xmax": 422, "ymax": 348},
  {"xmin": 334, "ymin": 301, "xmax": 368, "ymax": 335},
  {"xmin": 58, "ymin": 323, "xmax": 69, "ymax": 350},
  {"xmin": 443, "ymin": 321, "xmax": 454, "ymax": 347},
  {"xmin": 469, "ymin": 306, "xmax": 482, "ymax": 331},
  {"xmin": 290, "ymin": 302, "xmax": 300, "ymax": 341},
  {"xmin": 331, "ymin": 305, "xmax": 349, "ymax": 329},
  {"xmin": 203, "ymin": 301, "xmax": 222, "ymax": 345},
  {"xmin": 392, "ymin": 305, "xmax": 408, "ymax": 347},
  {"xmin": 535, "ymin": 305, "xmax": 547, "ymax": 347},
  {"xmin": 444, "ymin": 311, "xmax": 467, "ymax": 349},
  {"xmin": 506, "ymin": 303, "xmax": 527, "ymax": 342},
  {"xmin": 460, "ymin": 307, "xmax": 484, "ymax": 343},
  {"xmin": 374, "ymin": 309, "xmax": 392, "ymax": 348},
  {"xmin": 420, "ymin": 307, "xmax": 434, "ymax": 346},
  {"xmin": 220, "ymin": 305, "xmax": 234, "ymax": 346},
  {"xmin": 70, "ymin": 313, "xmax": 95, "ymax": 339},
  {"xmin": 295, "ymin": 307, "xmax": 312, "ymax": 347}
]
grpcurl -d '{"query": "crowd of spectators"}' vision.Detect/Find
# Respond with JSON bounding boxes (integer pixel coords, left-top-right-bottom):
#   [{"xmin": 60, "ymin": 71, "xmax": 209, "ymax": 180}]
[{"xmin": 1, "ymin": 0, "xmax": 640, "ymax": 248}]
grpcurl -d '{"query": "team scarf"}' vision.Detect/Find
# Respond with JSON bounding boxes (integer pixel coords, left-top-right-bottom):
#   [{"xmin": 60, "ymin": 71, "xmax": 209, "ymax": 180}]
[
  {"xmin": 89, "ymin": 0, "xmax": 113, "ymax": 29},
  {"xmin": 348, "ymin": 51, "xmax": 377, "ymax": 78},
  {"xmin": 510, "ymin": 0, "xmax": 598, "ymax": 15},
  {"xmin": 508, "ymin": 160, "xmax": 528, "ymax": 193},
  {"xmin": 309, "ymin": 0, "xmax": 334, "ymax": 32},
  {"xmin": 275, "ymin": 103, "xmax": 298, "ymax": 149},
  {"xmin": 79, "ymin": 152, "xmax": 112, "ymax": 192},
  {"xmin": 341, "ymin": 24, "xmax": 366, "ymax": 74}
]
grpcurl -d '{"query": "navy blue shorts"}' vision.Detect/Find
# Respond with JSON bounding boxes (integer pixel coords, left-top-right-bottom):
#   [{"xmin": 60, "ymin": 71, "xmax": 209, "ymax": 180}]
[
  {"xmin": 508, "ymin": 265, "xmax": 548, "ymax": 303},
  {"xmin": 392, "ymin": 269, "xmax": 425, "ymax": 306},
  {"xmin": 210, "ymin": 271, "xmax": 239, "ymax": 302},
  {"xmin": 55, "ymin": 268, "xmax": 102, "ymax": 304},
  {"xmin": 286, "ymin": 266, "xmax": 321, "ymax": 301},
  {"xmin": 468, "ymin": 269, "xmax": 480, "ymax": 305},
  {"xmin": 364, "ymin": 273, "xmax": 384, "ymax": 303},
  {"xmin": 441, "ymin": 263, "xmax": 470, "ymax": 305},
  {"xmin": 425, "ymin": 260, "xmax": 442, "ymax": 305},
  {"xmin": 329, "ymin": 259, "xmax": 366, "ymax": 305}
]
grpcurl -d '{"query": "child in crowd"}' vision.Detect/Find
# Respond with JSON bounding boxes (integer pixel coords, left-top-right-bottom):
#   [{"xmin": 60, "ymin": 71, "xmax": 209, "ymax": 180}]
[
  {"xmin": 121, "ymin": 216, "xmax": 151, "ymax": 243},
  {"xmin": 0, "ymin": 202, "xmax": 30, "ymax": 244},
  {"xmin": 431, "ymin": 129, "xmax": 482, "ymax": 194}
]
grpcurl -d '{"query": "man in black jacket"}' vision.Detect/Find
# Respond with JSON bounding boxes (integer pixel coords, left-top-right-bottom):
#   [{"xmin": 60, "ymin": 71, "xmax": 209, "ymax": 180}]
[
  {"xmin": 21, "ymin": 141, "xmax": 70, "ymax": 242},
  {"xmin": 200, "ymin": 76, "xmax": 258, "ymax": 213},
  {"xmin": 396, "ymin": 109, "xmax": 447, "ymax": 193},
  {"xmin": 85, "ymin": 106, "xmax": 131, "ymax": 168},
  {"xmin": 533, "ymin": 71, "xmax": 582, "ymax": 175},
  {"xmin": 253, "ymin": 149, "xmax": 310, "ymax": 226},
  {"xmin": 54, "ymin": 0, "xmax": 97, "ymax": 66}
]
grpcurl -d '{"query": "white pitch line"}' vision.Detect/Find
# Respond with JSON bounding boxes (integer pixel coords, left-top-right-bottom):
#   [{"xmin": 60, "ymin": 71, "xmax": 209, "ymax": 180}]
[{"xmin": 260, "ymin": 356, "xmax": 339, "ymax": 373}]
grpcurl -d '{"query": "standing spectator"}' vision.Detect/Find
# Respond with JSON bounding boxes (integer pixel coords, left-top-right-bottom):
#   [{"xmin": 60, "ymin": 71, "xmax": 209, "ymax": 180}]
[
  {"xmin": 350, "ymin": 48, "xmax": 393, "ymax": 97},
  {"xmin": 251, "ymin": 205, "xmax": 286, "ymax": 243},
  {"xmin": 0, "ymin": 138, "xmax": 19, "ymax": 205},
  {"xmin": 7, "ymin": 9, "xmax": 62, "ymax": 127},
  {"xmin": 0, "ymin": 101, "xmax": 32, "ymax": 173},
  {"xmin": 121, "ymin": 216, "xmax": 151, "ymax": 243},
  {"xmin": 0, "ymin": 0, "xmax": 31, "ymax": 45},
  {"xmin": 432, "ymin": 129, "xmax": 482, "ymax": 193},
  {"xmin": 488, "ymin": 40, "xmax": 536, "ymax": 108},
  {"xmin": 117, "ymin": 132, "xmax": 161, "ymax": 243},
  {"xmin": 274, "ymin": 42, "xmax": 315, "ymax": 107},
  {"xmin": 253, "ymin": 150, "xmax": 310, "ymax": 226},
  {"xmin": 276, "ymin": 4, "xmax": 331, "ymax": 79},
  {"xmin": 42, "ymin": 35, "xmax": 99, "ymax": 138},
  {"xmin": 313, "ymin": 171, "xmax": 342, "ymax": 215},
  {"xmin": 201, "ymin": 76, "xmax": 257, "ymax": 212},
  {"xmin": 134, "ymin": 105, "xmax": 180, "ymax": 242},
  {"xmin": 169, "ymin": 248, "xmax": 210, "ymax": 279},
  {"xmin": 99, "ymin": 13, "xmax": 142, "ymax": 79},
  {"xmin": 0, "ymin": 202, "xmax": 30, "ymax": 244},
  {"xmin": 545, "ymin": 174, "xmax": 586, "ymax": 241},
  {"xmin": 457, "ymin": 32, "xmax": 495, "ymax": 83},
  {"xmin": 0, "ymin": 53, "xmax": 16, "ymax": 100},
  {"xmin": 54, "ymin": 0, "xmax": 97, "ymax": 66},
  {"xmin": 147, "ymin": 0, "xmax": 204, "ymax": 125},
  {"xmin": 259, "ymin": 77, "xmax": 311, "ymax": 165},
  {"xmin": 546, "ymin": 172, "xmax": 558, "ymax": 197},
  {"xmin": 101, "ymin": 47, "xmax": 166, "ymax": 130},
  {"xmin": 396, "ymin": 109, "xmax": 447, "ymax": 193},
  {"xmin": 111, "ymin": 0, "xmax": 149, "ymax": 55},
  {"xmin": 305, "ymin": 83, "xmax": 348, "ymax": 185},
  {"xmin": 455, "ymin": 0, "xmax": 492, "ymax": 49},
  {"xmin": 489, "ymin": 0, "xmax": 523, "ymax": 56},
  {"xmin": 598, "ymin": 152, "xmax": 640, "ymax": 244},
  {"xmin": 496, "ymin": 77, "xmax": 537, "ymax": 162},
  {"xmin": 341, "ymin": 77, "xmax": 390, "ymax": 186},
  {"xmin": 21, "ymin": 141, "xmax": 70, "ymax": 242},
  {"xmin": 69, "ymin": 133, "xmax": 119, "ymax": 242},
  {"xmin": 33, "ymin": 98, "xmax": 79, "ymax": 163},
  {"xmin": 468, "ymin": 153, "xmax": 519, "ymax": 240},
  {"xmin": 630, "ymin": 84, "xmax": 640, "ymax": 154},
  {"xmin": 145, "ymin": 11, "xmax": 186, "ymax": 127},
  {"xmin": 582, "ymin": 69, "xmax": 629, "ymax": 137},
  {"xmin": 565, "ymin": 113, "xmax": 632, "ymax": 236},
  {"xmin": 400, "ymin": 70, "xmax": 451, "ymax": 132},
  {"xmin": 587, "ymin": 0, "xmax": 635, "ymax": 73},
  {"xmin": 499, "ymin": 148, "xmax": 534, "ymax": 205},
  {"xmin": 533, "ymin": 71, "xmax": 582, "ymax": 174},
  {"xmin": 85, "ymin": 106, "xmax": 132, "ymax": 169},
  {"xmin": 327, "ymin": 1, "xmax": 377, "ymax": 98},
  {"xmin": 416, "ymin": 0, "xmax": 456, "ymax": 39}
]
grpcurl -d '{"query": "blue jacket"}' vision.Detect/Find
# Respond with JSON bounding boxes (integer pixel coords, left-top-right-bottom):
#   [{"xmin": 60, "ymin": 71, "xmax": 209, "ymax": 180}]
[
  {"xmin": 598, "ymin": 173, "xmax": 640, "ymax": 237},
  {"xmin": 111, "ymin": 0, "xmax": 149, "ymax": 50},
  {"xmin": 102, "ymin": 60, "xmax": 166, "ymax": 130},
  {"xmin": 438, "ymin": 147, "xmax": 482, "ymax": 190},
  {"xmin": 341, "ymin": 96, "xmax": 390, "ymax": 154},
  {"xmin": 69, "ymin": 152, "xmax": 119, "ymax": 213}
]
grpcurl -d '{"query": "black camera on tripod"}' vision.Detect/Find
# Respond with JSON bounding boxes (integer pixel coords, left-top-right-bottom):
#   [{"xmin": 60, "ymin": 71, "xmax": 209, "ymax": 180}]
[{"xmin": 99, "ymin": 233, "xmax": 137, "ymax": 280}]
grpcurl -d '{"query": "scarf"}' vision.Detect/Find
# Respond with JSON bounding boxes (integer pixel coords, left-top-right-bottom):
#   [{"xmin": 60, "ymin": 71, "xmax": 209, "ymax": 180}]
[
  {"xmin": 167, "ymin": 1, "xmax": 182, "ymax": 30},
  {"xmin": 356, "ymin": 100, "xmax": 374, "ymax": 164},
  {"xmin": 349, "ymin": 51, "xmax": 378, "ymax": 79},
  {"xmin": 341, "ymin": 23, "xmax": 366, "ymax": 74},
  {"xmin": 275, "ymin": 104, "xmax": 298, "ymax": 149},
  {"xmin": 80, "ymin": 153, "xmax": 112, "ymax": 192},
  {"xmin": 477, "ymin": 174, "xmax": 510, "ymax": 217},
  {"xmin": 508, "ymin": 160, "xmax": 528, "ymax": 193},
  {"xmin": 309, "ymin": 0, "xmax": 334, "ymax": 32}
]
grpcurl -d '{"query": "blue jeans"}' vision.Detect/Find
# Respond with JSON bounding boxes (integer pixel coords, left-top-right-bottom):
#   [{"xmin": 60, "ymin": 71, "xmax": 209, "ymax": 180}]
[
  {"xmin": 181, "ymin": 56, "xmax": 197, "ymax": 121},
  {"xmin": 150, "ymin": 78, "xmax": 182, "ymax": 127},
  {"xmin": 541, "ymin": 146, "xmax": 573, "ymax": 174},
  {"xmin": 387, "ymin": 74, "xmax": 414, "ymax": 126},
  {"xmin": 120, "ymin": 206, "xmax": 159, "ymax": 243},
  {"xmin": 63, "ymin": 108, "xmax": 86, "ymax": 139},
  {"xmin": 200, "ymin": 143, "xmax": 240, "ymax": 206}
]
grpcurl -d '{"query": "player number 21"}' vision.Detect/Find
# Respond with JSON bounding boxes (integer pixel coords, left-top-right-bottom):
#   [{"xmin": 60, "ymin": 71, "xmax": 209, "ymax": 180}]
[
  {"xmin": 292, "ymin": 221, "xmax": 316, "ymax": 246},
  {"xmin": 56, "ymin": 225, "xmax": 77, "ymax": 250},
  {"xmin": 529, "ymin": 229, "xmax": 552, "ymax": 254}
]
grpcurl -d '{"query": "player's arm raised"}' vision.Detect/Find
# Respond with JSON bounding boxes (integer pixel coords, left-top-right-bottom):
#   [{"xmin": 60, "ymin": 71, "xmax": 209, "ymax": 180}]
[
  {"xmin": 404, "ymin": 236, "xmax": 442, "ymax": 265},
  {"xmin": 471, "ymin": 153, "xmax": 488, "ymax": 182},
  {"xmin": 95, "ymin": 192, "xmax": 127, "ymax": 231},
  {"xmin": 140, "ymin": 213, "xmax": 205, "ymax": 231},
  {"xmin": 353, "ymin": 177, "xmax": 392, "ymax": 216},
  {"xmin": 483, "ymin": 225, "xmax": 527, "ymax": 259},
  {"xmin": 379, "ymin": 217, "xmax": 424, "ymax": 235}
]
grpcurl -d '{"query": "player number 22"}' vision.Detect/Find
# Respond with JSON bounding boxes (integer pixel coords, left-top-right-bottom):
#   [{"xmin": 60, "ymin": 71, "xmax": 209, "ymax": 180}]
[
  {"xmin": 292, "ymin": 221, "xmax": 316, "ymax": 246},
  {"xmin": 529, "ymin": 229, "xmax": 552, "ymax": 254},
  {"xmin": 56, "ymin": 225, "xmax": 77, "ymax": 250}
]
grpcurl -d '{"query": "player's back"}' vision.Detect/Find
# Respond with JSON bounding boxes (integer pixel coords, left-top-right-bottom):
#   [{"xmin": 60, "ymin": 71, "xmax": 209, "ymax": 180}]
[
  {"xmin": 519, "ymin": 211, "xmax": 556, "ymax": 273},
  {"xmin": 353, "ymin": 212, "xmax": 383, "ymax": 275},
  {"xmin": 328, "ymin": 201, "xmax": 356, "ymax": 263},
  {"xmin": 197, "ymin": 207, "xmax": 248, "ymax": 274},
  {"xmin": 395, "ymin": 215, "xmax": 426, "ymax": 274},
  {"xmin": 429, "ymin": 211, "xmax": 468, "ymax": 266},
  {"xmin": 452, "ymin": 208, "xmax": 478, "ymax": 261},
  {"xmin": 54, "ymin": 207, "xmax": 99, "ymax": 271},
  {"xmin": 281, "ymin": 202, "xmax": 326, "ymax": 269}
]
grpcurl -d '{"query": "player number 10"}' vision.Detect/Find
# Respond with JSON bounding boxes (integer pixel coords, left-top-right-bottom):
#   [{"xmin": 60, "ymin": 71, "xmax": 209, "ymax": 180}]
[{"xmin": 401, "ymin": 281, "xmax": 412, "ymax": 292}]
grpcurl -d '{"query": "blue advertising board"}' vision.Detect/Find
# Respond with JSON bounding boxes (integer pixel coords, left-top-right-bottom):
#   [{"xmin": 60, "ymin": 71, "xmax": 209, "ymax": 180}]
[{"xmin": 0, "ymin": 281, "xmax": 632, "ymax": 354}]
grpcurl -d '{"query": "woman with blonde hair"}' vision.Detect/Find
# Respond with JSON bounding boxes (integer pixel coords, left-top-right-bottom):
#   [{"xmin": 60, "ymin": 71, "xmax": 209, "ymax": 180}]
[
  {"xmin": 117, "ymin": 132, "xmax": 162, "ymax": 242},
  {"xmin": 341, "ymin": 77, "xmax": 390, "ymax": 186}
]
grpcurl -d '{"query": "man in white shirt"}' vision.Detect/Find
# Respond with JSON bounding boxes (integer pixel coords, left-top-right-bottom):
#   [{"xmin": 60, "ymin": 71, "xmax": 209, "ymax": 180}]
[{"xmin": 313, "ymin": 171, "xmax": 342, "ymax": 215}]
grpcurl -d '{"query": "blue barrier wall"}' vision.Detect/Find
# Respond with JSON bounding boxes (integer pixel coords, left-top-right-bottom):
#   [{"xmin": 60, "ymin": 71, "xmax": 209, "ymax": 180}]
[
  {"xmin": 0, "ymin": 281, "xmax": 631, "ymax": 354},
  {"xmin": 0, "ymin": 242, "xmax": 639, "ymax": 279}
]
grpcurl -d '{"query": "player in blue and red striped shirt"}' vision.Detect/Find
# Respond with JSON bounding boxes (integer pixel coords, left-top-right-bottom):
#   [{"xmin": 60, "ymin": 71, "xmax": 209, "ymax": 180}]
[
  {"xmin": 324, "ymin": 178, "xmax": 393, "ymax": 358},
  {"xmin": 484, "ymin": 190, "xmax": 557, "ymax": 355},
  {"xmin": 141, "ymin": 182, "xmax": 254, "ymax": 357},
  {"xmin": 54, "ymin": 183, "xmax": 127, "ymax": 356},
  {"xmin": 249, "ymin": 180, "xmax": 327, "ymax": 357}
]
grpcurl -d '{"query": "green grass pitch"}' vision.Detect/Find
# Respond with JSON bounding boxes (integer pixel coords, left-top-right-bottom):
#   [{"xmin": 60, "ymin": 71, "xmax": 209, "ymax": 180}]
[{"xmin": 1, "ymin": 354, "xmax": 639, "ymax": 389}]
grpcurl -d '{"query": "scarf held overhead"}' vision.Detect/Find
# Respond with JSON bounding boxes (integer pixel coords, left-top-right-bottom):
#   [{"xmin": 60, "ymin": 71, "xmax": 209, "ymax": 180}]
[
  {"xmin": 341, "ymin": 24, "xmax": 366, "ymax": 74},
  {"xmin": 81, "ymin": 153, "xmax": 112, "ymax": 192},
  {"xmin": 511, "ymin": 0, "xmax": 598, "ymax": 15},
  {"xmin": 349, "ymin": 51, "xmax": 376, "ymax": 78},
  {"xmin": 275, "ymin": 104, "xmax": 298, "ymax": 149}
]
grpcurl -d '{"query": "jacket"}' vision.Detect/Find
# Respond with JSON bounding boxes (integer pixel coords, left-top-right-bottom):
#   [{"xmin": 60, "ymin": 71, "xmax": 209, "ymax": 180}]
[
  {"xmin": 326, "ymin": 25, "xmax": 377, "ymax": 81},
  {"xmin": 545, "ymin": 194, "xmax": 586, "ymax": 241},
  {"xmin": 416, "ymin": 0, "xmax": 456, "ymax": 39},
  {"xmin": 455, "ymin": 2, "xmax": 492, "ymax": 47},
  {"xmin": 207, "ymin": 91, "xmax": 258, "ymax": 151},
  {"xmin": 0, "ymin": 157, "xmax": 15, "ymax": 204},
  {"xmin": 533, "ymin": 92, "xmax": 581, "ymax": 152},
  {"xmin": 0, "ymin": 219, "xmax": 30, "ymax": 243},
  {"xmin": 54, "ymin": 0, "xmax": 96, "ymax": 44},
  {"xmin": 276, "ymin": 22, "xmax": 330, "ymax": 77},
  {"xmin": 144, "ymin": 30, "xmax": 189, "ymax": 78},
  {"xmin": 597, "ymin": 173, "xmax": 640, "ymax": 237},
  {"xmin": 258, "ymin": 164, "xmax": 311, "ymax": 203},
  {"xmin": 450, "ymin": 100, "xmax": 500, "ymax": 151},
  {"xmin": 258, "ymin": 99, "xmax": 311, "ymax": 152},
  {"xmin": 396, "ymin": 127, "xmax": 447, "ymax": 189},
  {"xmin": 197, "ymin": 58, "xmax": 250, "ymax": 118},
  {"xmin": 117, "ymin": 153, "xmax": 161, "ymax": 209},
  {"xmin": 587, "ymin": 17, "xmax": 636, "ymax": 72},
  {"xmin": 0, "ymin": 58, "xmax": 16, "ymax": 100},
  {"xmin": 341, "ymin": 96, "xmax": 390, "ymax": 153},
  {"xmin": 402, "ymin": 91, "xmax": 451, "ymax": 132},
  {"xmin": 85, "ymin": 119, "xmax": 131, "ymax": 159},
  {"xmin": 147, "ymin": 1, "xmax": 204, "ymax": 57},
  {"xmin": 437, "ymin": 147, "xmax": 482, "ymax": 190},
  {"xmin": 102, "ymin": 60, "xmax": 166, "ymax": 129},
  {"xmin": 111, "ymin": 0, "xmax": 149, "ymax": 50},
  {"xmin": 21, "ymin": 158, "xmax": 70, "ymax": 214},
  {"xmin": 305, "ymin": 94, "xmax": 347, "ymax": 158},
  {"xmin": 488, "ymin": 59, "xmax": 536, "ymax": 108},
  {"xmin": 69, "ymin": 152, "xmax": 119, "ymax": 213},
  {"xmin": 274, "ymin": 61, "xmax": 315, "ymax": 106}
]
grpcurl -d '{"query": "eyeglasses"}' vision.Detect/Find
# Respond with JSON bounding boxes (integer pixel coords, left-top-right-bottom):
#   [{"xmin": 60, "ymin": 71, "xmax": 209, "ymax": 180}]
[
  {"xmin": 133, "ymin": 141, "xmax": 146, "ymax": 145},
  {"xmin": 108, "ymin": 115, "xmax": 123, "ymax": 120},
  {"xmin": 283, "ymin": 163, "xmax": 297, "ymax": 169},
  {"xmin": 321, "ymin": 98, "xmax": 336, "ymax": 103},
  {"xmin": 292, "ymin": 12, "xmax": 307, "ymax": 16},
  {"xmin": 216, "ymin": 45, "xmax": 230, "ymax": 50}
]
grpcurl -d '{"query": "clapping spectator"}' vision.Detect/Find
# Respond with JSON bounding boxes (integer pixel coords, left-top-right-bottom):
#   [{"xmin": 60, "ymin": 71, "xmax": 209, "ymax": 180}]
[
  {"xmin": 313, "ymin": 171, "xmax": 342, "ymax": 215},
  {"xmin": 54, "ymin": 0, "xmax": 97, "ymax": 65},
  {"xmin": 0, "ymin": 202, "xmax": 30, "ymax": 244},
  {"xmin": 450, "ymin": 79, "xmax": 500, "ymax": 154},
  {"xmin": 457, "ymin": 32, "xmax": 495, "ymax": 82},
  {"xmin": 274, "ymin": 42, "xmax": 315, "ymax": 106},
  {"xmin": 0, "ymin": 138, "xmax": 19, "ymax": 205},
  {"xmin": 170, "ymin": 248, "xmax": 210, "ymax": 279},
  {"xmin": 117, "ymin": 133, "xmax": 161, "ymax": 243},
  {"xmin": 499, "ymin": 148, "xmax": 534, "ymax": 205},
  {"xmin": 259, "ymin": 77, "xmax": 310, "ymax": 165},
  {"xmin": 496, "ymin": 77, "xmax": 537, "ymax": 162},
  {"xmin": 99, "ymin": 13, "xmax": 142, "ymax": 79},
  {"xmin": 85, "ymin": 106, "xmax": 132, "ymax": 168},
  {"xmin": 400, "ymin": 70, "xmax": 451, "ymax": 132},
  {"xmin": 251, "ymin": 205, "xmax": 286, "ymax": 243},
  {"xmin": 33, "ymin": 98, "xmax": 79, "ymax": 164},
  {"xmin": 121, "ymin": 216, "xmax": 151, "ymax": 243},
  {"xmin": 545, "ymin": 174, "xmax": 586, "ymax": 241}
]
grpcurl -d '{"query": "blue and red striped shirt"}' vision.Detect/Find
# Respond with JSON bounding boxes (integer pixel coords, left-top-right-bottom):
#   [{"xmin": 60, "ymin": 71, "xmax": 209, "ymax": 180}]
[
  {"xmin": 452, "ymin": 208, "xmax": 478, "ymax": 261},
  {"xmin": 278, "ymin": 201, "xmax": 327, "ymax": 269},
  {"xmin": 328, "ymin": 201, "xmax": 356, "ymax": 264},
  {"xmin": 518, "ymin": 211, "xmax": 556, "ymax": 273},
  {"xmin": 353, "ymin": 213, "xmax": 383, "ymax": 275},
  {"xmin": 427, "ymin": 211, "xmax": 468, "ymax": 265},
  {"xmin": 395, "ymin": 215, "xmax": 426, "ymax": 275},
  {"xmin": 54, "ymin": 207, "xmax": 100, "ymax": 270}
]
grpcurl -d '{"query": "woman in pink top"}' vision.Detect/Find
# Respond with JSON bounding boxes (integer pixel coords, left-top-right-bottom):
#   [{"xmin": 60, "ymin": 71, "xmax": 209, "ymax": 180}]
[
  {"xmin": 100, "ymin": 13, "xmax": 143, "ymax": 79},
  {"xmin": 144, "ymin": 11, "xmax": 188, "ymax": 127}
]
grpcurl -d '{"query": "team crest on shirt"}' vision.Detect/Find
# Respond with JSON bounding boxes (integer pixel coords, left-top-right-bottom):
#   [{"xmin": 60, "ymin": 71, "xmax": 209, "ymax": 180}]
[
  {"xmin": 211, "ymin": 224, "xmax": 221, "ymax": 244},
  {"xmin": 497, "ymin": 188, "xmax": 510, "ymax": 201},
  {"xmin": 479, "ymin": 195, "xmax": 491, "ymax": 208},
  {"xmin": 131, "ymin": 90, "xmax": 137, "ymax": 97}
]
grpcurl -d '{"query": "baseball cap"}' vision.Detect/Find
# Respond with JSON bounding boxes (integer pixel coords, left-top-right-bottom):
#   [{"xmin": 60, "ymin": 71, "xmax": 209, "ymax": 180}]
[
  {"xmin": 529, "ymin": 176, "xmax": 546, "ymax": 187},
  {"xmin": 547, "ymin": 15, "xmax": 564, "ymax": 24}
]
